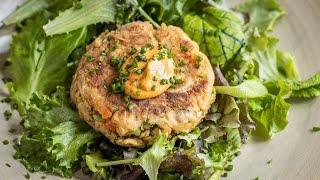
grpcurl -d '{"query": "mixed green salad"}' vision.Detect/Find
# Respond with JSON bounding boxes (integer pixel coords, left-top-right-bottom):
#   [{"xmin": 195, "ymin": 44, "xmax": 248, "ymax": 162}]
[{"xmin": 1, "ymin": 0, "xmax": 320, "ymax": 179}]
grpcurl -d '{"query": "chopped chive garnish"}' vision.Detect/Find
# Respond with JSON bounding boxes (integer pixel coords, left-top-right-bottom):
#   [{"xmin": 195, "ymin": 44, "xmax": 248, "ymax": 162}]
[
  {"xmin": 311, "ymin": 126, "xmax": 320, "ymax": 132},
  {"xmin": 24, "ymin": 173, "xmax": 30, "ymax": 179},
  {"xmin": 4, "ymin": 110, "xmax": 12, "ymax": 121},
  {"xmin": 195, "ymin": 55, "xmax": 202, "ymax": 68},
  {"xmin": 180, "ymin": 45, "xmax": 189, "ymax": 52},
  {"xmin": 84, "ymin": 53, "xmax": 94, "ymax": 62},
  {"xmin": 130, "ymin": 47, "xmax": 138, "ymax": 54},
  {"xmin": 160, "ymin": 79, "xmax": 169, "ymax": 85},
  {"xmin": 113, "ymin": 40, "xmax": 120, "ymax": 50},
  {"xmin": 135, "ymin": 69, "xmax": 143, "ymax": 75},
  {"xmin": 2, "ymin": 140, "xmax": 9, "ymax": 145},
  {"xmin": 93, "ymin": 114, "xmax": 103, "ymax": 121},
  {"xmin": 267, "ymin": 159, "xmax": 272, "ymax": 164}
]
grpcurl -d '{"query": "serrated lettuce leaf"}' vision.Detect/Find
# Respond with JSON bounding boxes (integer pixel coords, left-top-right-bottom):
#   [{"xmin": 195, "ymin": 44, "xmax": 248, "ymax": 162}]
[
  {"xmin": 15, "ymin": 88, "xmax": 99, "ymax": 177},
  {"xmin": 248, "ymin": 81, "xmax": 291, "ymax": 138},
  {"xmin": 289, "ymin": 73, "xmax": 320, "ymax": 98},
  {"xmin": 198, "ymin": 128, "xmax": 241, "ymax": 172}
]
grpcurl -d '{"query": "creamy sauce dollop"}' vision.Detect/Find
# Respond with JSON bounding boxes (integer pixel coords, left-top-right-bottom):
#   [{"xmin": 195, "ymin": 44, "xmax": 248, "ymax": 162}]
[{"xmin": 122, "ymin": 48, "xmax": 175, "ymax": 99}]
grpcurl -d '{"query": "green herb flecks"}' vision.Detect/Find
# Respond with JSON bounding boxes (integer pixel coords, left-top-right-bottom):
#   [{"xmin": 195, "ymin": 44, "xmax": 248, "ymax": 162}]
[
  {"xmin": 135, "ymin": 69, "xmax": 144, "ymax": 75},
  {"xmin": 111, "ymin": 72, "xmax": 128, "ymax": 93},
  {"xmin": 113, "ymin": 40, "xmax": 120, "ymax": 50},
  {"xmin": 84, "ymin": 53, "xmax": 94, "ymax": 62},
  {"xmin": 24, "ymin": 173, "xmax": 30, "ymax": 179},
  {"xmin": 160, "ymin": 79, "xmax": 169, "ymax": 85},
  {"xmin": 130, "ymin": 47, "xmax": 138, "ymax": 55},
  {"xmin": 93, "ymin": 114, "xmax": 103, "ymax": 122},
  {"xmin": 110, "ymin": 56, "xmax": 123, "ymax": 72},
  {"xmin": 170, "ymin": 76, "xmax": 183, "ymax": 86},
  {"xmin": 124, "ymin": 95, "xmax": 134, "ymax": 110},
  {"xmin": 2, "ymin": 140, "xmax": 9, "ymax": 145},
  {"xmin": 195, "ymin": 55, "xmax": 202, "ymax": 69},
  {"xmin": 311, "ymin": 127, "xmax": 320, "ymax": 132},
  {"xmin": 4, "ymin": 110, "xmax": 12, "ymax": 121},
  {"xmin": 180, "ymin": 44, "xmax": 189, "ymax": 52},
  {"xmin": 267, "ymin": 159, "xmax": 272, "ymax": 164},
  {"xmin": 135, "ymin": 54, "xmax": 147, "ymax": 62}
]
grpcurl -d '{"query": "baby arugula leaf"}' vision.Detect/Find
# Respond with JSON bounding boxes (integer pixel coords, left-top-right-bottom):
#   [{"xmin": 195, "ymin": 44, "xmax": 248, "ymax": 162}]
[
  {"xmin": 183, "ymin": 7, "xmax": 245, "ymax": 65},
  {"xmin": 43, "ymin": 0, "xmax": 116, "ymax": 35},
  {"xmin": 235, "ymin": 0, "xmax": 286, "ymax": 32},
  {"xmin": 7, "ymin": 15, "xmax": 87, "ymax": 113}
]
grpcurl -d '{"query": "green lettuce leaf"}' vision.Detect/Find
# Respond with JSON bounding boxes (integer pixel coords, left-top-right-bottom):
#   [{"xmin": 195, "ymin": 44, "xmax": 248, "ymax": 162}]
[
  {"xmin": 7, "ymin": 15, "xmax": 87, "ymax": 112},
  {"xmin": 138, "ymin": 0, "xmax": 197, "ymax": 25},
  {"xmin": 178, "ymin": 128, "xmax": 201, "ymax": 147},
  {"xmin": 182, "ymin": 7, "xmax": 245, "ymax": 65},
  {"xmin": 287, "ymin": 73, "xmax": 320, "ymax": 98},
  {"xmin": 235, "ymin": 0, "xmax": 286, "ymax": 32},
  {"xmin": 15, "ymin": 121, "xmax": 98, "ymax": 177},
  {"xmin": 96, "ymin": 135, "xmax": 175, "ymax": 180},
  {"xmin": 3, "ymin": 0, "xmax": 76, "ymax": 25},
  {"xmin": 137, "ymin": 135, "xmax": 173, "ymax": 180},
  {"xmin": 23, "ymin": 87, "xmax": 80, "ymax": 132},
  {"xmin": 215, "ymin": 79, "xmax": 268, "ymax": 98},
  {"xmin": 124, "ymin": 1, "xmax": 246, "ymax": 65},
  {"xmin": 85, "ymin": 152, "xmax": 110, "ymax": 180},
  {"xmin": 197, "ymin": 128, "xmax": 241, "ymax": 172},
  {"xmin": 248, "ymin": 81, "xmax": 291, "ymax": 138},
  {"xmin": 248, "ymin": 33, "xmax": 300, "ymax": 81},
  {"xmin": 43, "ymin": 0, "xmax": 116, "ymax": 35},
  {"xmin": 3, "ymin": 0, "xmax": 53, "ymax": 25},
  {"xmin": 14, "ymin": 88, "xmax": 99, "ymax": 177}
]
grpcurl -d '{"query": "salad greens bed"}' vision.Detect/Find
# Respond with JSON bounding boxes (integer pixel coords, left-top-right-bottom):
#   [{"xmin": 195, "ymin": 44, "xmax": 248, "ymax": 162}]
[{"xmin": 1, "ymin": 0, "xmax": 320, "ymax": 179}]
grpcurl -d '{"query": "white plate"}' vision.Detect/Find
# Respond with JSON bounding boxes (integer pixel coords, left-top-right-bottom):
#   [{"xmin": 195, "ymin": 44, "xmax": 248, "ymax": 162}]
[{"xmin": 0, "ymin": 0, "xmax": 319, "ymax": 180}]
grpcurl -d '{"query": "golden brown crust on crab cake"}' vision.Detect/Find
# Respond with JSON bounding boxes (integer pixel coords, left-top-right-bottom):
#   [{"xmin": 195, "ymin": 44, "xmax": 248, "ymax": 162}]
[{"xmin": 71, "ymin": 21, "xmax": 215, "ymax": 148}]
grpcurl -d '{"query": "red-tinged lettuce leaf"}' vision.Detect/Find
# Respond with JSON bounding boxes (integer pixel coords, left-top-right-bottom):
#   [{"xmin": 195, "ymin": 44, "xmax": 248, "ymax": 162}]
[{"xmin": 183, "ymin": 7, "xmax": 245, "ymax": 65}]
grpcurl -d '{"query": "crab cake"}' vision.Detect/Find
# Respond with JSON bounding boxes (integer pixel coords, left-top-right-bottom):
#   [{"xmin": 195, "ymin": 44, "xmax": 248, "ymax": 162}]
[{"xmin": 71, "ymin": 21, "xmax": 215, "ymax": 147}]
